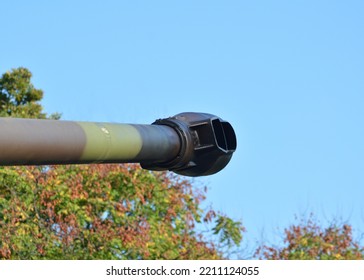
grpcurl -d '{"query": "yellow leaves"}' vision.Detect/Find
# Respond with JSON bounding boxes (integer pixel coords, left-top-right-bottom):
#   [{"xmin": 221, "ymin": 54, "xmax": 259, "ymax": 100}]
[
  {"xmin": 17, "ymin": 227, "xmax": 26, "ymax": 235},
  {"xmin": 0, "ymin": 163, "xmax": 226, "ymax": 259},
  {"xmin": 299, "ymin": 251, "xmax": 305, "ymax": 258},
  {"xmin": 58, "ymin": 209, "xmax": 69, "ymax": 215},
  {"xmin": 301, "ymin": 237, "xmax": 308, "ymax": 246},
  {"xmin": 18, "ymin": 212, "xmax": 26, "ymax": 220},
  {"xmin": 334, "ymin": 253, "xmax": 342, "ymax": 260},
  {"xmin": 25, "ymin": 169, "xmax": 35, "ymax": 180},
  {"xmin": 78, "ymin": 192, "xmax": 88, "ymax": 200},
  {"xmin": 322, "ymin": 242, "xmax": 334, "ymax": 251}
]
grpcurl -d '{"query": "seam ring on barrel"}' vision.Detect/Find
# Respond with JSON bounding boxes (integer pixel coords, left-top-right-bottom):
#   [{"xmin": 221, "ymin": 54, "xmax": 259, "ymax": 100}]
[{"xmin": 150, "ymin": 118, "xmax": 192, "ymax": 170}]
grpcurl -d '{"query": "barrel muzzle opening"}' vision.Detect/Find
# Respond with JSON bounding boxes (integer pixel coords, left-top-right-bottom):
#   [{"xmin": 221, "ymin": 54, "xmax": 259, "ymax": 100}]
[{"xmin": 141, "ymin": 112, "xmax": 237, "ymax": 176}]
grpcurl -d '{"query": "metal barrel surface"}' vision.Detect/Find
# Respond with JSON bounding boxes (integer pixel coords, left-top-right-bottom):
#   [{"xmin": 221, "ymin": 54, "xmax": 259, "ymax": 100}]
[
  {"xmin": 0, "ymin": 118, "xmax": 180, "ymax": 165},
  {"xmin": 0, "ymin": 113, "xmax": 237, "ymax": 177}
]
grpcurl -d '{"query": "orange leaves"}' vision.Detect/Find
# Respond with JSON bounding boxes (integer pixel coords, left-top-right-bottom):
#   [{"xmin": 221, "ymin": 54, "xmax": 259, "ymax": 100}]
[
  {"xmin": 256, "ymin": 217, "xmax": 364, "ymax": 260},
  {"xmin": 0, "ymin": 243, "xmax": 11, "ymax": 259},
  {"xmin": 0, "ymin": 164, "xmax": 237, "ymax": 259}
]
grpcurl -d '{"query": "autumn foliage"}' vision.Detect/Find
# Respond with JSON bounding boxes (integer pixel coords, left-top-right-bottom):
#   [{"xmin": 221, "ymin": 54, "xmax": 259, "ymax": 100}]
[
  {"xmin": 256, "ymin": 218, "xmax": 364, "ymax": 260},
  {"xmin": 0, "ymin": 164, "xmax": 243, "ymax": 259}
]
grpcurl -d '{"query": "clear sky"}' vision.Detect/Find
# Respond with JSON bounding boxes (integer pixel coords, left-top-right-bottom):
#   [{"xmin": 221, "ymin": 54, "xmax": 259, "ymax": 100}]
[{"xmin": 1, "ymin": 1, "xmax": 364, "ymax": 253}]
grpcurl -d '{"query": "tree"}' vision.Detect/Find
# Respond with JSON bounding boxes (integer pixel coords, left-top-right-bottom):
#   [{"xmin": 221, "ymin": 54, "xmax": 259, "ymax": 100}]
[
  {"xmin": 0, "ymin": 67, "xmax": 60, "ymax": 119},
  {"xmin": 0, "ymin": 67, "xmax": 244, "ymax": 259},
  {"xmin": 255, "ymin": 217, "xmax": 364, "ymax": 260}
]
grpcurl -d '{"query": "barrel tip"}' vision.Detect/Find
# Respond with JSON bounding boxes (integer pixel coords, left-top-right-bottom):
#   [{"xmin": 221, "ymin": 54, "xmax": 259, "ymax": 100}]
[{"xmin": 142, "ymin": 112, "xmax": 237, "ymax": 177}]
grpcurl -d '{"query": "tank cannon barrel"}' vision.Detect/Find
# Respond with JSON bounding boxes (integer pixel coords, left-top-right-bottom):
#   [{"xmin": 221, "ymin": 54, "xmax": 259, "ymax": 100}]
[{"xmin": 0, "ymin": 112, "xmax": 236, "ymax": 176}]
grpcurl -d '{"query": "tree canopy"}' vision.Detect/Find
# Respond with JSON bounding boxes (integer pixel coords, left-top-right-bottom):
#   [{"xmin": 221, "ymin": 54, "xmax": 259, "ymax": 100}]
[
  {"xmin": 256, "ymin": 217, "xmax": 364, "ymax": 260},
  {"xmin": 0, "ymin": 67, "xmax": 60, "ymax": 119}
]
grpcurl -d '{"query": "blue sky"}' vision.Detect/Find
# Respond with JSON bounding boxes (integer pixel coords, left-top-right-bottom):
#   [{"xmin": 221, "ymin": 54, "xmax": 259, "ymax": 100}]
[{"xmin": 2, "ymin": 1, "xmax": 364, "ymax": 252}]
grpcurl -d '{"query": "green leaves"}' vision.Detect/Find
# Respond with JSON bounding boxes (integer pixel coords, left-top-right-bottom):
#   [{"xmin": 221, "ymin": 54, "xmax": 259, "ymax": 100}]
[
  {"xmin": 0, "ymin": 164, "xmax": 244, "ymax": 259},
  {"xmin": 213, "ymin": 215, "xmax": 244, "ymax": 247},
  {"xmin": 0, "ymin": 67, "xmax": 59, "ymax": 119}
]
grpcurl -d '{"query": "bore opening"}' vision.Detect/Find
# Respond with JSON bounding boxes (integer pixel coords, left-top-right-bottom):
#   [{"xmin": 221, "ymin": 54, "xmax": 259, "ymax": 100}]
[
  {"xmin": 212, "ymin": 119, "xmax": 228, "ymax": 151},
  {"xmin": 221, "ymin": 121, "xmax": 237, "ymax": 150}
]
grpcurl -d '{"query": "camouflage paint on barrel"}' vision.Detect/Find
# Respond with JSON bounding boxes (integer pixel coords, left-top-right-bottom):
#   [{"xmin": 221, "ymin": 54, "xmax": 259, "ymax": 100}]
[{"xmin": 0, "ymin": 118, "xmax": 180, "ymax": 166}]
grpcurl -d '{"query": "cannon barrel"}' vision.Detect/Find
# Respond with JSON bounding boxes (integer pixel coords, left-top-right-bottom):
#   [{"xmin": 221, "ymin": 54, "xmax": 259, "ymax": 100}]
[{"xmin": 0, "ymin": 112, "xmax": 236, "ymax": 176}]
